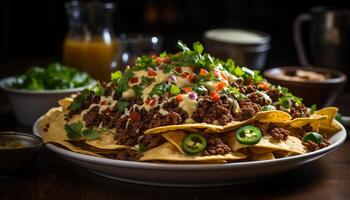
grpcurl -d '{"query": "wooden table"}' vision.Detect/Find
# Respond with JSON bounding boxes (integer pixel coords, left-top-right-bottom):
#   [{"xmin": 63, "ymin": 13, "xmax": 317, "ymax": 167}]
[{"xmin": 0, "ymin": 93, "xmax": 349, "ymax": 200}]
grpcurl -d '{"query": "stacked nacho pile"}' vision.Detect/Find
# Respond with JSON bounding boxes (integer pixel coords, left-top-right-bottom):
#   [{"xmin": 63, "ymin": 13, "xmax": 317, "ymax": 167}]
[{"xmin": 40, "ymin": 42, "xmax": 342, "ymax": 163}]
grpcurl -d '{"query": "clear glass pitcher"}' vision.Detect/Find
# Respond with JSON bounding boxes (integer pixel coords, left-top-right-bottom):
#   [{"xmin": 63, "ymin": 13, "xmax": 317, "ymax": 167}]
[{"xmin": 63, "ymin": 2, "xmax": 118, "ymax": 81}]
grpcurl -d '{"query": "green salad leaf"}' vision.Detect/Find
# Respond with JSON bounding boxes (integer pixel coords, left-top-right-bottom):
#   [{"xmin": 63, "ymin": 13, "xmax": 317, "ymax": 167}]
[{"xmin": 12, "ymin": 63, "xmax": 92, "ymax": 90}]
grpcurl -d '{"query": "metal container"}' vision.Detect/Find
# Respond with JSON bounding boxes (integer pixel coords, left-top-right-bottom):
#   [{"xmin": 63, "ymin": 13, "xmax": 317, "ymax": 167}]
[
  {"xmin": 0, "ymin": 132, "xmax": 42, "ymax": 178},
  {"xmin": 203, "ymin": 28, "xmax": 270, "ymax": 70}
]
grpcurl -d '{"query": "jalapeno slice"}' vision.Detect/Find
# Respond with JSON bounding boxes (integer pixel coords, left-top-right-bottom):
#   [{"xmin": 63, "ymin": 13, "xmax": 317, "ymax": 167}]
[
  {"xmin": 182, "ymin": 133, "xmax": 207, "ymax": 155},
  {"xmin": 302, "ymin": 132, "xmax": 323, "ymax": 144},
  {"xmin": 235, "ymin": 125, "xmax": 262, "ymax": 145}
]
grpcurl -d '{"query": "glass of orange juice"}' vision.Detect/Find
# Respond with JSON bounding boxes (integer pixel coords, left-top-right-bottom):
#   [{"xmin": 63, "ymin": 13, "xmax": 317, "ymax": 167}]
[{"xmin": 63, "ymin": 2, "xmax": 118, "ymax": 82}]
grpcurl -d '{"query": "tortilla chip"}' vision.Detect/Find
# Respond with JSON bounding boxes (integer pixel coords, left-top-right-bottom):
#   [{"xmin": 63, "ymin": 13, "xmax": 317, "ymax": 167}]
[
  {"xmin": 248, "ymin": 147, "xmax": 273, "ymax": 154},
  {"xmin": 162, "ymin": 131, "xmax": 186, "ymax": 154},
  {"xmin": 315, "ymin": 107, "xmax": 338, "ymax": 127},
  {"xmin": 51, "ymin": 141, "xmax": 102, "ymax": 157},
  {"xmin": 146, "ymin": 111, "xmax": 292, "ymax": 135},
  {"xmin": 224, "ymin": 133, "xmax": 307, "ymax": 154},
  {"xmin": 40, "ymin": 107, "xmax": 69, "ymax": 142},
  {"xmin": 145, "ymin": 123, "xmax": 223, "ymax": 135},
  {"xmin": 315, "ymin": 107, "xmax": 342, "ymax": 134},
  {"xmin": 140, "ymin": 142, "xmax": 246, "ymax": 162},
  {"xmin": 58, "ymin": 98, "xmax": 73, "ymax": 110},
  {"xmin": 288, "ymin": 114, "xmax": 326, "ymax": 131},
  {"xmin": 85, "ymin": 132, "xmax": 130, "ymax": 150},
  {"xmin": 250, "ymin": 152, "xmax": 275, "ymax": 161}
]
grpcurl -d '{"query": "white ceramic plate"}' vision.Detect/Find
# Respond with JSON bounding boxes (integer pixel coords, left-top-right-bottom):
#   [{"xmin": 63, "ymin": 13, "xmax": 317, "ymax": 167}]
[{"xmin": 33, "ymin": 118, "xmax": 347, "ymax": 187}]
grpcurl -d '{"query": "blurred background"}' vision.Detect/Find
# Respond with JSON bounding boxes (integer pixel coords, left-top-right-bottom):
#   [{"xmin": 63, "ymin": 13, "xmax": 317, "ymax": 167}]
[{"xmin": 1, "ymin": 0, "xmax": 349, "ymax": 70}]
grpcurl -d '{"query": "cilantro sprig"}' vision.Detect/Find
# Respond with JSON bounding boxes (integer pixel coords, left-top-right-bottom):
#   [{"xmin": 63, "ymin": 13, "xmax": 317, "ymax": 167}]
[{"xmin": 64, "ymin": 121, "xmax": 99, "ymax": 141}]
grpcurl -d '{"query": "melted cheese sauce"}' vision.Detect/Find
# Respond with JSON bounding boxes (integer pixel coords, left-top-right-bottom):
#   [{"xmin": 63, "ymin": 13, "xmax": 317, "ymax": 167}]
[{"xmin": 178, "ymin": 94, "xmax": 198, "ymax": 118}]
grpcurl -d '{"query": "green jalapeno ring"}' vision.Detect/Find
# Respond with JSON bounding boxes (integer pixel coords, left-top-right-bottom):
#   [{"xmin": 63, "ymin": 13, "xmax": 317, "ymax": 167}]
[
  {"xmin": 235, "ymin": 125, "xmax": 262, "ymax": 145},
  {"xmin": 302, "ymin": 132, "xmax": 323, "ymax": 144},
  {"xmin": 182, "ymin": 133, "xmax": 207, "ymax": 155}
]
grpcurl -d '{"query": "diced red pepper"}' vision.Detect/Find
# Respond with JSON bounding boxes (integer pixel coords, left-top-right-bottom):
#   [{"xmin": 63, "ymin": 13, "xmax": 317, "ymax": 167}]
[
  {"xmin": 210, "ymin": 92, "xmax": 220, "ymax": 102},
  {"xmin": 199, "ymin": 68, "xmax": 209, "ymax": 76},
  {"xmin": 188, "ymin": 73, "xmax": 196, "ymax": 83},
  {"xmin": 147, "ymin": 67, "xmax": 157, "ymax": 76},
  {"xmin": 258, "ymin": 82, "xmax": 270, "ymax": 91},
  {"xmin": 182, "ymin": 87, "xmax": 192, "ymax": 93},
  {"xmin": 215, "ymin": 82, "xmax": 226, "ymax": 91},
  {"xmin": 176, "ymin": 94, "xmax": 183, "ymax": 102},
  {"xmin": 129, "ymin": 111, "xmax": 141, "ymax": 122},
  {"xmin": 129, "ymin": 77, "xmax": 139, "ymax": 84},
  {"xmin": 175, "ymin": 67, "xmax": 182, "ymax": 73}
]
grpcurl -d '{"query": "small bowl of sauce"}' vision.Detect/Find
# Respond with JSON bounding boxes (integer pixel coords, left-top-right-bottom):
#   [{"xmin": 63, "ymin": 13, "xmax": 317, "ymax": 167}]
[{"xmin": 0, "ymin": 132, "xmax": 42, "ymax": 178}]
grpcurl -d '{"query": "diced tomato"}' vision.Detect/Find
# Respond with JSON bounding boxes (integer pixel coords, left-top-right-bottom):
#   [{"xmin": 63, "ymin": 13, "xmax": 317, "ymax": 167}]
[
  {"xmin": 147, "ymin": 67, "xmax": 157, "ymax": 76},
  {"xmin": 258, "ymin": 82, "xmax": 270, "ymax": 90},
  {"xmin": 129, "ymin": 111, "xmax": 141, "ymax": 122},
  {"xmin": 181, "ymin": 72, "xmax": 189, "ymax": 78},
  {"xmin": 215, "ymin": 82, "xmax": 226, "ymax": 91},
  {"xmin": 199, "ymin": 68, "xmax": 209, "ymax": 76},
  {"xmin": 210, "ymin": 92, "xmax": 220, "ymax": 102},
  {"xmin": 100, "ymin": 101, "xmax": 107, "ymax": 105},
  {"xmin": 182, "ymin": 87, "xmax": 192, "ymax": 93},
  {"xmin": 145, "ymin": 98, "xmax": 157, "ymax": 106},
  {"xmin": 151, "ymin": 54, "xmax": 157, "ymax": 59},
  {"xmin": 175, "ymin": 67, "xmax": 182, "ymax": 73},
  {"xmin": 188, "ymin": 73, "xmax": 196, "ymax": 83},
  {"xmin": 189, "ymin": 66, "xmax": 195, "ymax": 71},
  {"xmin": 220, "ymin": 71, "xmax": 228, "ymax": 80},
  {"xmin": 129, "ymin": 77, "xmax": 139, "ymax": 84},
  {"xmin": 176, "ymin": 94, "xmax": 183, "ymax": 102}
]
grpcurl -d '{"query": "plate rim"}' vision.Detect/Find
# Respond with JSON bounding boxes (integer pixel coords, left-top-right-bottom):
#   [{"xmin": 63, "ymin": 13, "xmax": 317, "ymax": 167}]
[{"xmin": 33, "ymin": 116, "xmax": 347, "ymax": 171}]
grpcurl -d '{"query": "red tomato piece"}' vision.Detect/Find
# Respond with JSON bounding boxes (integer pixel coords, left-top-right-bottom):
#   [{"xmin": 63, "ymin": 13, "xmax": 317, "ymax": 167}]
[{"xmin": 147, "ymin": 68, "xmax": 157, "ymax": 76}]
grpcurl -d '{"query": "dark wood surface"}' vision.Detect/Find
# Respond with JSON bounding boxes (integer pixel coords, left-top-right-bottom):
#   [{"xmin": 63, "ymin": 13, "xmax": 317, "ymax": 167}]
[{"xmin": 0, "ymin": 90, "xmax": 349, "ymax": 200}]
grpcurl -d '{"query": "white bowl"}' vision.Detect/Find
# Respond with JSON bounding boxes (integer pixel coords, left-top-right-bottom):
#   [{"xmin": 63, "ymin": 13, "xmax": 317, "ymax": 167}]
[
  {"xmin": 0, "ymin": 77, "xmax": 95, "ymax": 126},
  {"xmin": 33, "ymin": 117, "xmax": 346, "ymax": 187}
]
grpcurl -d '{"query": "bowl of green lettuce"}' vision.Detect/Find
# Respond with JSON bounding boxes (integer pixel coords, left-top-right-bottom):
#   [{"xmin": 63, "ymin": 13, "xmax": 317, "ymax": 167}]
[{"xmin": 0, "ymin": 63, "xmax": 95, "ymax": 126}]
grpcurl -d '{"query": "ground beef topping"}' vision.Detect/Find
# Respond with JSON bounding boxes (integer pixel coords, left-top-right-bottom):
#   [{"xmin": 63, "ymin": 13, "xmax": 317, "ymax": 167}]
[
  {"xmin": 268, "ymin": 124, "xmax": 290, "ymax": 140},
  {"xmin": 303, "ymin": 139, "xmax": 330, "ymax": 151},
  {"xmin": 138, "ymin": 134, "xmax": 165, "ymax": 150},
  {"xmin": 235, "ymin": 99, "xmax": 261, "ymax": 121},
  {"xmin": 102, "ymin": 149, "xmax": 141, "ymax": 161},
  {"xmin": 192, "ymin": 95, "xmax": 234, "ymax": 125},
  {"xmin": 202, "ymin": 134, "xmax": 232, "ymax": 156},
  {"xmin": 83, "ymin": 106, "xmax": 101, "ymax": 128}
]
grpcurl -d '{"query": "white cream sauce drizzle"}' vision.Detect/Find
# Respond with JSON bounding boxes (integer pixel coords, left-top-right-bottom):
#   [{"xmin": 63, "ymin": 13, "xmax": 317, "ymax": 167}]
[{"xmin": 178, "ymin": 94, "xmax": 198, "ymax": 119}]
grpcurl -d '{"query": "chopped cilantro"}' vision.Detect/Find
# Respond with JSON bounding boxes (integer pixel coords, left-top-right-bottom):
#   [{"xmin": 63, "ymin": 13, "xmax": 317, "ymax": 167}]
[
  {"xmin": 64, "ymin": 121, "xmax": 84, "ymax": 140},
  {"xmin": 150, "ymin": 83, "xmax": 169, "ymax": 96},
  {"xmin": 159, "ymin": 51, "xmax": 167, "ymax": 58},
  {"xmin": 132, "ymin": 85, "xmax": 143, "ymax": 97},
  {"xmin": 136, "ymin": 55, "xmax": 157, "ymax": 69},
  {"xmin": 170, "ymin": 84, "xmax": 180, "ymax": 95},
  {"xmin": 90, "ymin": 82, "xmax": 105, "ymax": 96},
  {"xmin": 117, "ymin": 101, "xmax": 129, "ymax": 113},
  {"xmin": 82, "ymin": 129, "xmax": 99, "ymax": 141},
  {"xmin": 193, "ymin": 84, "xmax": 208, "ymax": 94},
  {"xmin": 278, "ymin": 97, "xmax": 291, "ymax": 108},
  {"xmin": 111, "ymin": 70, "xmax": 122, "ymax": 82},
  {"xmin": 193, "ymin": 41, "xmax": 204, "ymax": 54},
  {"xmin": 310, "ymin": 104, "xmax": 317, "ymax": 114}
]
